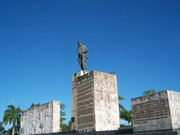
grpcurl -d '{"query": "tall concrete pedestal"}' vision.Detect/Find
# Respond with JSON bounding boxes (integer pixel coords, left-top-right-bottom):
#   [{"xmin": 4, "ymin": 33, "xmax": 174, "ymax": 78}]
[{"xmin": 72, "ymin": 71, "xmax": 119, "ymax": 132}]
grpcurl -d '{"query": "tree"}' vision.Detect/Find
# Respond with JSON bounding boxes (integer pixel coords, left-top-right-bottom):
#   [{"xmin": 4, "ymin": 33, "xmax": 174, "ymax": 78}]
[
  {"xmin": 109, "ymin": 72, "xmax": 116, "ymax": 74},
  {"xmin": 29, "ymin": 103, "xmax": 41, "ymax": 109},
  {"xmin": 118, "ymin": 95, "xmax": 133, "ymax": 126},
  {"xmin": 60, "ymin": 104, "xmax": 66, "ymax": 124},
  {"xmin": 143, "ymin": 89, "xmax": 156, "ymax": 96},
  {"xmin": 120, "ymin": 109, "xmax": 132, "ymax": 125},
  {"xmin": 3, "ymin": 105, "xmax": 22, "ymax": 135},
  {"xmin": 59, "ymin": 104, "xmax": 72, "ymax": 132},
  {"xmin": 118, "ymin": 96, "xmax": 124, "ymax": 111},
  {"xmin": 60, "ymin": 104, "xmax": 70, "ymax": 131},
  {"xmin": 4, "ymin": 129, "xmax": 11, "ymax": 135},
  {"xmin": 0, "ymin": 122, "xmax": 5, "ymax": 134},
  {"xmin": 67, "ymin": 120, "xmax": 72, "ymax": 130},
  {"xmin": 4, "ymin": 128, "xmax": 12, "ymax": 135},
  {"xmin": 60, "ymin": 120, "xmax": 72, "ymax": 132}
]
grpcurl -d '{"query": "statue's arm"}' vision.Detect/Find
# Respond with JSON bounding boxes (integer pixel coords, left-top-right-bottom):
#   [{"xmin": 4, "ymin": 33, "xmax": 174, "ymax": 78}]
[{"xmin": 84, "ymin": 46, "xmax": 88, "ymax": 53}]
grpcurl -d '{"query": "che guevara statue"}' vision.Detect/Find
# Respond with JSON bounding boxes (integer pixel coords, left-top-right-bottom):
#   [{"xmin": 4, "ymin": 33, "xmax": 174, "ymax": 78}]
[{"xmin": 77, "ymin": 41, "xmax": 88, "ymax": 71}]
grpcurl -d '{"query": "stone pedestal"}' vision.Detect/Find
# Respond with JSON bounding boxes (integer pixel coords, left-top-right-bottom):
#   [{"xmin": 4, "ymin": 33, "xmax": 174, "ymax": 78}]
[
  {"xmin": 132, "ymin": 90, "xmax": 180, "ymax": 132},
  {"xmin": 72, "ymin": 71, "xmax": 120, "ymax": 132},
  {"xmin": 20, "ymin": 101, "xmax": 60, "ymax": 135}
]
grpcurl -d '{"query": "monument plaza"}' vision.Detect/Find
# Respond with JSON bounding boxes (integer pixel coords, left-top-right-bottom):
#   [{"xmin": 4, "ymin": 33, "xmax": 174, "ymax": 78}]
[{"xmin": 20, "ymin": 42, "xmax": 180, "ymax": 135}]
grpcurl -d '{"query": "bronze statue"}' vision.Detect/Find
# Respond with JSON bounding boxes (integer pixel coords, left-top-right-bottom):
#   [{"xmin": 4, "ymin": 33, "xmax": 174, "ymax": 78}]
[{"xmin": 77, "ymin": 41, "xmax": 88, "ymax": 71}]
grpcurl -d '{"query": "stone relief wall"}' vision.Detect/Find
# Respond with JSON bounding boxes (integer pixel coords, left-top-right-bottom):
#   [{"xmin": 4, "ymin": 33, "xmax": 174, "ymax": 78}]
[
  {"xmin": 20, "ymin": 101, "xmax": 60, "ymax": 135},
  {"xmin": 132, "ymin": 90, "xmax": 180, "ymax": 132},
  {"xmin": 133, "ymin": 98, "xmax": 170, "ymax": 125}
]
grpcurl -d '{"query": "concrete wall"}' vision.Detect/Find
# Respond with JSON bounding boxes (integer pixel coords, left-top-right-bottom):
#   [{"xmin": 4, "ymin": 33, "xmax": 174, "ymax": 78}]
[
  {"xmin": 93, "ymin": 71, "xmax": 119, "ymax": 131},
  {"xmin": 20, "ymin": 101, "xmax": 60, "ymax": 135},
  {"xmin": 132, "ymin": 90, "xmax": 180, "ymax": 132},
  {"xmin": 72, "ymin": 71, "xmax": 119, "ymax": 132},
  {"xmin": 132, "ymin": 91, "xmax": 172, "ymax": 132}
]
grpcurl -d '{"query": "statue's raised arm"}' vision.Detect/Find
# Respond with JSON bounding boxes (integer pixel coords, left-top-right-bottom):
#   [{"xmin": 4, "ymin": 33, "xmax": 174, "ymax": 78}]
[{"xmin": 77, "ymin": 41, "xmax": 88, "ymax": 71}]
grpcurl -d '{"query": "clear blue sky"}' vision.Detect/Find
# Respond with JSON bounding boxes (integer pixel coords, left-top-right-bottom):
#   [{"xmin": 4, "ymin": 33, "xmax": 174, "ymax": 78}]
[{"xmin": 0, "ymin": 0, "xmax": 180, "ymax": 126}]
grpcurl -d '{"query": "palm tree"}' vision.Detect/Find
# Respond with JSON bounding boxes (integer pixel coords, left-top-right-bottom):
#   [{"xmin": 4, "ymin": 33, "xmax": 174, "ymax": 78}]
[
  {"xmin": 3, "ymin": 105, "xmax": 22, "ymax": 135},
  {"xmin": 0, "ymin": 122, "xmax": 5, "ymax": 134},
  {"xmin": 120, "ymin": 109, "xmax": 132, "ymax": 125},
  {"xmin": 29, "ymin": 103, "xmax": 41, "ymax": 109},
  {"xmin": 143, "ymin": 89, "xmax": 156, "ymax": 96},
  {"xmin": 118, "ymin": 96, "xmax": 124, "ymax": 111}
]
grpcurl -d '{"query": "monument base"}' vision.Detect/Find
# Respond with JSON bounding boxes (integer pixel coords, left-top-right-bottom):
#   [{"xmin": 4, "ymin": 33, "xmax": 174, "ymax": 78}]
[
  {"xmin": 72, "ymin": 71, "xmax": 120, "ymax": 132},
  {"xmin": 36, "ymin": 129, "xmax": 180, "ymax": 135}
]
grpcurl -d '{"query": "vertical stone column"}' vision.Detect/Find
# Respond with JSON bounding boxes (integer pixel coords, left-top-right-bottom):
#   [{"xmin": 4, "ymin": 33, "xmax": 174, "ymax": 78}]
[
  {"xmin": 72, "ymin": 71, "xmax": 119, "ymax": 132},
  {"xmin": 167, "ymin": 91, "xmax": 180, "ymax": 130},
  {"xmin": 52, "ymin": 101, "xmax": 61, "ymax": 132},
  {"xmin": 93, "ymin": 71, "xmax": 120, "ymax": 131}
]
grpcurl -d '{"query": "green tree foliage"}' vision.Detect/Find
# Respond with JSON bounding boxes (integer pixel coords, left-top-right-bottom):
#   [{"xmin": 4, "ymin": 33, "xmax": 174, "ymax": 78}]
[
  {"xmin": 60, "ymin": 104, "xmax": 72, "ymax": 131},
  {"xmin": 118, "ymin": 95, "xmax": 133, "ymax": 125},
  {"xmin": 118, "ymin": 96, "xmax": 124, "ymax": 111},
  {"xmin": 4, "ymin": 129, "xmax": 12, "ymax": 135},
  {"xmin": 0, "ymin": 122, "xmax": 5, "ymax": 134},
  {"xmin": 60, "ymin": 104, "xmax": 66, "ymax": 124},
  {"xmin": 109, "ymin": 72, "xmax": 116, "ymax": 74},
  {"xmin": 60, "ymin": 120, "xmax": 72, "ymax": 132},
  {"xmin": 3, "ymin": 105, "xmax": 22, "ymax": 135},
  {"xmin": 120, "ymin": 109, "xmax": 132, "ymax": 125},
  {"xmin": 29, "ymin": 103, "xmax": 41, "ymax": 109},
  {"xmin": 143, "ymin": 89, "xmax": 156, "ymax": 96},
  {"xmin": 67, "ymin": 120, "xmax": 72, "ymax": 130}
]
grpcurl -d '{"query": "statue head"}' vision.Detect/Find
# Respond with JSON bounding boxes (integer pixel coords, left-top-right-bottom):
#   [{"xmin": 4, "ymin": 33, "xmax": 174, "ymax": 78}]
[{"xmin": 77, "ymin": 41, "xmax": 83, "ymax": 46}]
